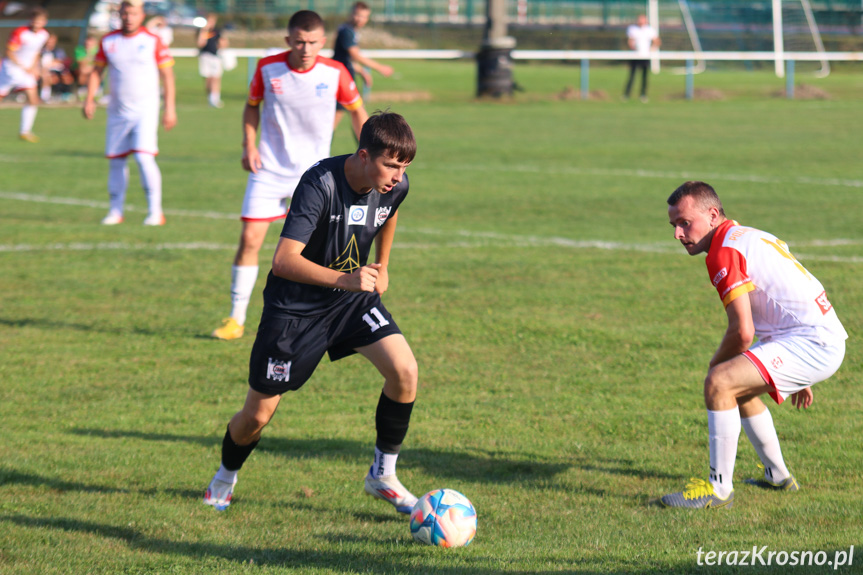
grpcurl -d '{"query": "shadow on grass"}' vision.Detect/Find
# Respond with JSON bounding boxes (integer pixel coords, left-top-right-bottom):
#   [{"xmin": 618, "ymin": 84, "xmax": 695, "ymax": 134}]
[
  {"xmin": 0, "ymin": 467, "xmax": 130, "ymax": 495},
  {"xmin": 0, "ymin": 316, "xmax": 160, "ymax": 337},
  {"xmin": 0, "ymin": 512, "xmax": 690, "ymax": 574}
]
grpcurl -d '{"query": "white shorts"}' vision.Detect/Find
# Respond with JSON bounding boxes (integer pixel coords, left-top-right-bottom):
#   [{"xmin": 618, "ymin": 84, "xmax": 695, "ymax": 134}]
[
  {"xmin": 198, "ymin": 52, "xmax": 223, "ymax": 79},
  {"xmin": 0, "ymin": 63, "xmax": 37, "ymax": 95},
  {"xmin": 105, "ymin": 112, "xmax": 159, "ymax": 158},
  {"xmin": 241, "ymin": 170, "xmax": 301, "ymax": 221},
  {"xmin": 744, "ymin": 336, "xmax": 845, "ymax": 405}
]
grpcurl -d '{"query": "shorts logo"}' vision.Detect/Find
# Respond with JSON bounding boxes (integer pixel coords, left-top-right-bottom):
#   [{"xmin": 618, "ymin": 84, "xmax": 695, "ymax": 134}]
[
  {"xmin": 771, "ymin": 357, "xmax": 783, "ymax": 370},
  {"xmin": 348, "ymin": 205, "xmax": 367, "ymax": 226},
  {"xmin": 712, "ymin": 267, "xmax": 728, "ymax": 287},
  {"xmin": 815, "ymin": 290, "xmax": 833, "ymax": 315},
  {"xmin": 270, "ymin": 78, "xmax": 283, "ymax": 95},
  {"xmin": 374, "ymin": 206, "xmax": 391, "ymax": 227},
  {"xmin": 266, "ymin": 357, "xmax": 291, "ymax": 382}
]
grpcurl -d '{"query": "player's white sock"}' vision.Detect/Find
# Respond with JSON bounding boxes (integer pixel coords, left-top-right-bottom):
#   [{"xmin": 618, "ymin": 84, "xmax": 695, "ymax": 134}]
[
  {"xmin": 214, "ymin": 463, "xmax": 238, "ymax": 484},
  {"xmin": 134, "ymin": 152, "xmax": 163, "ymax": 217},
  {"xmin": 707, "ymin": 408, "xmax": 740, "ymax": 499},
  {"xmin": 40, "ymin": 85, "xmax": 51, "ymax": 101},
  {"xmin": 371, "ymin": 446, "xmax": 399, "ymax": 479},
  {"xmin": 208, "ymin": 91, "xmax": 221, "ymax": 106},
  {"xmin": 20, "ymin": 105, "xmax": 37, "ymax": 135},
  {"xmin": 229, "ymin": 265, "xmax": 259, "ymax": 325},
  {"xmin": 741, "ymin": 408, "xmax": 790, "ymax": 482},
  {"xmin": 108, "ymin": 157, "xmax": 129, "ymax": 215}
]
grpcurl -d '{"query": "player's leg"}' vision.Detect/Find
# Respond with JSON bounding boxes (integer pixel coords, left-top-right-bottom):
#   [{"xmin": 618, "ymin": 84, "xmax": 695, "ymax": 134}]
[
  {"xmin": 639, "ymin": 61, "xmax": 649, "ymax": 101},
  {"xmin": 209, "ymin": 75, "xmax": 222, "ymax": 108},
  {"xmin": 357, "ymin": 334, "xmax": 420, "ymax": 514},
  {"xmin": 204, "ymin": 388, "xmax": 282, "ymax": 510},
  {"xmin": 739, "ymin": 394, "xmax": 797, "ymax": 490},
  {"xmin": 623, "ymin": 61, "xmax": 637, "ymax": 98},
  {"xmin": 104, "ymin": 156, "xmax": 130, "ymax": 224},
  {"xmin": 133, "ymin": 152, "xmax": 165, "ymax": 226},
  {"xmin": 662, "ymin": 354, "xmax": 772, "ymax": 508},
  {"xmin": 19, "ymin": 87, "xmax": 40, "ymax": 142}
]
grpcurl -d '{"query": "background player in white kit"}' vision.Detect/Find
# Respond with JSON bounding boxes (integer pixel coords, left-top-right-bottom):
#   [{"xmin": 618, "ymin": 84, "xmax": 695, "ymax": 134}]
[
  {"xmin": 211, "ymin": 10, "xmax": 369, "ymax": 340},
  {"xmin": 82, "ymin": 0, "xmax": 177, "ymax": 226},
  {"xmin": 662, "ymin": 181, "xmax": 848, "ymax": 509},
  {"xmin": 0, "ymin": 8, "xmax": 49, "ymax": 143}
]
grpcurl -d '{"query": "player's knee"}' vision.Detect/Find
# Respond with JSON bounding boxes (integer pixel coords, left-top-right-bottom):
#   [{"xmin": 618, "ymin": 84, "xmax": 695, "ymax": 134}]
[
  {"xmin": 393, "ymin": 356, "xmax": 418, "ymax": 391},
  {"xmin": 703, "ymin": 369, "xmax": 732, "ymax": 400}
]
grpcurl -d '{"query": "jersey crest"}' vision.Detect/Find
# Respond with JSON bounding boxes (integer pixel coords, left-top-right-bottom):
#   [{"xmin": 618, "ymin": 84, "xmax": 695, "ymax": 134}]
[{"xmin": 329, "ymin": 235, "xmax": 361, "ymax": 273}]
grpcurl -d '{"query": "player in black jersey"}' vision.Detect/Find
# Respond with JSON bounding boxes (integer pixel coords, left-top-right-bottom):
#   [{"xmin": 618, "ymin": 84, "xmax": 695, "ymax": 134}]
[{"xmin": 205, "ymin": 112, "xmax": 420, "ymax": 514}]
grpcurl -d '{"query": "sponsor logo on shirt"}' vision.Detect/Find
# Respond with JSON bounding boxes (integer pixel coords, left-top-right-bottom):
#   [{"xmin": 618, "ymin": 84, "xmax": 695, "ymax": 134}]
[
  {"xmin": 348, "ymin": 205, "xmax": 367, "ymax": 226},
  {"xmin": 712, "ymin": 267, "xmax": 727, "ymax": 287},
  {"xmin": 374, "ymin": 206, "xmax": 391, "ymax": 227},
  {"xmin": 330, "ymin": 214, "xmax": 343, "ymax": 223},
  {"xmin": 315, "ymin": 82, "xmax": 328, "ymax": 97},
  {"xmin": 815, "ymin": 291, "xmax": 833, "ymax": 315},
  {"xmin": 269, "ymin": 78, "xmax": 283, "ymax": 94},
  {"xmin": 266, "ymin": 357, "xmax": 291, "ymax": 382}
]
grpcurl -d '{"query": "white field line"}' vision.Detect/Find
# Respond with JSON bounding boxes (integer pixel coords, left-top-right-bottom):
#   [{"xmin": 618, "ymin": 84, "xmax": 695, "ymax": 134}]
[{"xmin": 2, "ymin": 192, "xmax": 862, "ymax": 263}]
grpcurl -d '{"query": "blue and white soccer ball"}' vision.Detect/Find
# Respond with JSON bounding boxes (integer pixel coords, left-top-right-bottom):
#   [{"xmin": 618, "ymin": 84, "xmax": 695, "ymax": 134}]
[{"xmin": 409, "ymin": 488, "xmax": 477, "ymax": 547}]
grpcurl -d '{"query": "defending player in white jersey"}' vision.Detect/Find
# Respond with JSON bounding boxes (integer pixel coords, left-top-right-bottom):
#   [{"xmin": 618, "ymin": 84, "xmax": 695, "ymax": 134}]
[
  {"xmin": 662, "ymin": 181, "xmax": 847, "ymax": 509},
  {"xmin": 0, "ymin": 8, "xmax": 49, "ymax": 143},
  {"xmin": 211, "ymin": 10, "xmax": 369, "ymax": 340},
  {"xmin": 82, "ymin": 0, "xmax": 176, "ymax": 226}
]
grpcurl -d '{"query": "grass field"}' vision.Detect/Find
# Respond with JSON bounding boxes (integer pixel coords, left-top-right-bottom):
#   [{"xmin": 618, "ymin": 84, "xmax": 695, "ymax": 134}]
[{"xmin": 1, "ymin": 58, "xmax": 862, "ymax": 574}]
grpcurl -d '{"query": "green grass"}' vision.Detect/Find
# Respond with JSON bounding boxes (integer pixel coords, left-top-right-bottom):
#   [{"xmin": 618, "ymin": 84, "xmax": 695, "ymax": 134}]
[{"xmin": 1, "ymin": 58, "xmax": 862, "ymax": 574}]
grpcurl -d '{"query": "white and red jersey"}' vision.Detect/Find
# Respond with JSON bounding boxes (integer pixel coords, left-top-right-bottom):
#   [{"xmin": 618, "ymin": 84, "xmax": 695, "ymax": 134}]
[
  {"xmin": 248, "ymin": 52, "xmax": 362, "ymax": 179},
  {"xmin": 706, "ymin": 219, "xmax": 847, "ymax": 345},
  {"xmin": 95, "ymin": 28, "xmax": 173, "ymax": 117},
  {"xmin": 2, "ymin": 25, "xmax": 49, "ymax": 71}
]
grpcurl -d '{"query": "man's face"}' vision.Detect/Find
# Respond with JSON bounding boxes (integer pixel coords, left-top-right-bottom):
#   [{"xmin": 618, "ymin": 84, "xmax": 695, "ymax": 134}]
[
  {"xmin": 668, "ymin": 195, "xmax": 721, "ymax": 256},
  {"xmin": 120, "ymin": 3, "xmax": 145, "ymax": 34},
  {"xmin": 351, "ymin": 8, "xmax": 371, "ymax": 29},
  {"xmin": 637, "ymin": 15, "xmax": 648, "ymax": 27},
  {"xmin": 362, "ymin": 150, "xmax": 411, "ymax": 194},
  {"xmin": 31, "ymin": 15, "xmax": 47, "ymax": 31},
  {"xmin": 286, "ymin": 27, "xmax": 326, "ymax": 71}
]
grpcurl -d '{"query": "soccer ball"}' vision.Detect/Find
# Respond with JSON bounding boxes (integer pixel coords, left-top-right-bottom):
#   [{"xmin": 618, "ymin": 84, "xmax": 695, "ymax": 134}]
[{"xmin": 409, "ymin": 488, "xmax": 477, "ymax": 547}]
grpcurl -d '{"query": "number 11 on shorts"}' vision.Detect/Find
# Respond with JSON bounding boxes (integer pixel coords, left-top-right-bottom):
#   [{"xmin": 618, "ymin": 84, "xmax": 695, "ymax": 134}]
[{"xmin": 362, "ymin": 307, "xmax": 390, "ymax": 332}]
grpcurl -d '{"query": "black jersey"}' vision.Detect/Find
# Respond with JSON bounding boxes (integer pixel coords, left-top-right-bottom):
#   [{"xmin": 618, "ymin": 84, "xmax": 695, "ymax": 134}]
[{"xmin": 262, "ymin": 154, "xmax": 409, "ymax": 316}]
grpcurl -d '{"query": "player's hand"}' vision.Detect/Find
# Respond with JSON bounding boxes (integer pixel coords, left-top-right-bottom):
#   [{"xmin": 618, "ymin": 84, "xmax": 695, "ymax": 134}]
[
  {"xmin": 374, "ymin": 265, "xmax": 389, "ymax": 295},
  {"xmin": 790, "ymin": 387, "xmax": 813, "ymax": 410},
  {"xmin": 379, "ymin": 64, "xmax": 394, "ymax": 78},
  {"xmin": 360, "ymin": 70, "xmax": 373, "ymax": 88},
  {"xmin": 339, "ymin": 263, "xmax": 380, "ymax": 293},
  {"xmin": 162, "ymin": 109, "xmax": 177, "ymax": 131},
  {"xmin": 82, "ymin": 100, "xmax": 96, "ymax": 120},
  {"xmin": 242, "ymin": 146, "xmax": 262, "ymax": 173}
]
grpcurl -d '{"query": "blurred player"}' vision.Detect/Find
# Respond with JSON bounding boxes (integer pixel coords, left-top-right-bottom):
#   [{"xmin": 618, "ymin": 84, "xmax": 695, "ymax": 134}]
[
  {"xmin": 197, "ymin": 13, "xmax": 225, "ymax": 108},
  {"xmin": 83, "ymin": 0, "xmax": 176, "ymax": 226},
  {"xmin": 661, "ymin": 181, "xmax": 848, "ymax": 509},
  {"xmin": 623, "ymin": 14, "xmax": 660, "ymax": 103},
  {"xmin": 332, "ymin": 1, "xmax": 393, "ymax": 130},
  {"xmin": 211, "ymin": 10, "xmax": 368, "ymax": 340},
  {"xmin": 0, "ymin": 8, "xmax": 50, "ymax": 142},
  {"xmin": 204, "ymin": 111, "xmax": 419, "ymax": 516}
]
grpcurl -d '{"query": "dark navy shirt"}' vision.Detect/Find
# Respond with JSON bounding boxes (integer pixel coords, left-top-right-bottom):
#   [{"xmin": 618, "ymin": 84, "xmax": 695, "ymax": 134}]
[
  {"xmin": 262, "ymin": 154, "xmax": 409, "ymax": 315},
  {"xmin": 332, "ymin": 23, "xmax": 358, "ymax": 79}
]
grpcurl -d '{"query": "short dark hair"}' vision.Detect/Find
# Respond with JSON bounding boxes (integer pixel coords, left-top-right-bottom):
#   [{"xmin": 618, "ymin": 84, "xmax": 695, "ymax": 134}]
[
  {"xmin": 288, "ymin": 10, "xmax": 325, "ymax": 33},
  {"xmin": 358, "ymin": 111, "xmax": 416, "ymax": 163},
  {"xmin": 353, "ymin": 2, "xmax": 371, "ymax": 11},
  {"xmin": 31, "ymin": 7, "xmax": 48, "ymax": 19},
  {"xmin": 667, "ymin": 181, "xmax": 725, "ymax": 216}
]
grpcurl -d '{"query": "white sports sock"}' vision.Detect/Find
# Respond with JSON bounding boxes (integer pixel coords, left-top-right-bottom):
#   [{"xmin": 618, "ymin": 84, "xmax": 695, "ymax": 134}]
[
  {"xmin": 208, "ymin": 91, "xmax": 221, "ymax": 106},
  {"xmin": 133, "ymin": 153, "xmax": 163, "ymax": 217},
  {"xmin": 742, "ymin": 408, "xmax": 790, "ymax": 483},
  {"xmin": 372, "ymin": 447, "xmax": 399, "ymax": 479},
  {"xmin": 108, "ymin": 157, "xmax": 129, "ymax": 215},
  {"xmin": 20, "ymin": 105, "xmax": 37, "ymax": 134},
  {"xmin": 708, "ymin": 408, "xmax": 741, "ymax": 499},
  {"xmin": 229, "ymin": 265, "xmax": 259, "ymax": 325},
  {"xmin": 214, "ymin": 464, "xmax": 238, "ymax": 485},
  {"xmin": 40, "ymin": 86, "xmax": 51, "ymax": 101}
]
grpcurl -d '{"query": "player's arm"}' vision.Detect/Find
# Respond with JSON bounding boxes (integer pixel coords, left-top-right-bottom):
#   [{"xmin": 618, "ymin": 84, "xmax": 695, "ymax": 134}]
[
  {"xmin": 709, "ymin": 292, "xmax": 755, "ymax": 369},
  {"xmin": 241, "ymin": 103, "xmax": 262, "ymax": 173},
  {"xmin": 159, "ymin": 65, "xmax": 177, "ymax": 131},
  {"xmin": 347, "ymin": 104, "xmax": 369, "ymax": 142},
  {"xmin": 347, "ymin": 46, "xmax": 393, "ymax": 78},
  {"xmin": 372, "ymin": 210, "xmax": 398, "ymax": 295},
  {"xmin": 82, "ymin": 63, "xmax": 105, "ymax": 120},
  {"xmin": 271, "ymin": 237, "xmax": 380, "ymax": 293}
]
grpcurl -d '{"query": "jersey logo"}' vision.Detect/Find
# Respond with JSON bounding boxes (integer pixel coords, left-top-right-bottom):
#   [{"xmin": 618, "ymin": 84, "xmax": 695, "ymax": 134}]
[
  {"xmin": 269, "ymin": 78, "xmax": 283, "ymax": 95},
  {"xmin": 815, "ymin": 291, "xmax": 833, "ymax": 315},
  {"xmin": 266, "ymin": 358, "xmax": 291, "ymax": 382},
  {"xmin": 712, "ymin": 267, "xmax": 727, "ymax": 287},
  {"xmin": 374, "ymin": 206, "xmax": 391, "ymax": 227},
  {"xmin": 348, "ymin": 205, "xmax": 367, "ymax": 226},
  {"xmin": 315, "ymin": 82, "xmax": 328, "ymax": 97},
  {"xmin": 329, "ymin": 235, "xmax": 360, "ymax": 273}
]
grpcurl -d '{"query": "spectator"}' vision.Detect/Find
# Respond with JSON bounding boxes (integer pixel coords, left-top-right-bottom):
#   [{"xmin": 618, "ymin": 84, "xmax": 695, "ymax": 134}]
[
  {"xmin": 197, "ymin": 13, "xmax": 227, "ymax": 108},
  {"xmin": 623, "ymin": 14, "xmax": 660, "ymax": 103}
]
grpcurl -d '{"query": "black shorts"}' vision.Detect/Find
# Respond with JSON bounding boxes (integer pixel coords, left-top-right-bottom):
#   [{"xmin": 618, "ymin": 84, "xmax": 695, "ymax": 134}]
[{"xmin": 248, "ymin": 291, "xmax": 402, "ymax": 395}]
